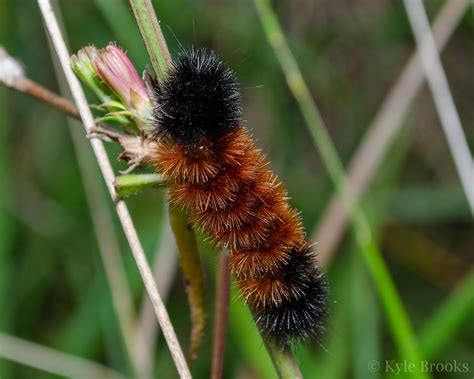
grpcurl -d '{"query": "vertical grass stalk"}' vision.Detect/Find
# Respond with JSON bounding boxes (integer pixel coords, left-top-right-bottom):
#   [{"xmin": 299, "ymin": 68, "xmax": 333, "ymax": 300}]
[
  {"xmin": 129, "ymin": 0, "xmax": 304, "ymax": 376},
  {"xmin": 252, "ymin": 1, "xmax": 429, "ymax": 377},
  {"xmin": 129, "ymin": 0, "xmax": 171, "ymax": 80},
  {"xmin": 38, "ymin": 0, "xmax": 191, "ymax": 376}
]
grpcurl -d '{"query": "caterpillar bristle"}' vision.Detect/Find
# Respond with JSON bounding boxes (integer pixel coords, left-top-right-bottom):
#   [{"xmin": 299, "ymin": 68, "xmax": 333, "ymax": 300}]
[{"xmin": 151, "ymin": 48, "xmax": 328, "ymax": 349}]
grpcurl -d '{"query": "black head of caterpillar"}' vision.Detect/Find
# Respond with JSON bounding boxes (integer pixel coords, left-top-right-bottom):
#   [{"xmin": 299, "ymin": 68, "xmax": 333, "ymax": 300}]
[
  {"xmin": 151, "ymin": 48, "xmax": 328, "ymax": 350},
  {"xmin": 152, "ymin": 48, "xmax": 241, "ymax": 145}
]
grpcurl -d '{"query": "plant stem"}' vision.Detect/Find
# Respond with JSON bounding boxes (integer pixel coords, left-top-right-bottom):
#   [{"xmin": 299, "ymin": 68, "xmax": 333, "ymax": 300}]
[
  {"xmin": 385, "ymin": 270, "xmax": 474, "ymax": 379},
  {"xmin": 0, "ymin": 48, "xmax": 79, "ymax": 118},
  {"xmin": 45, "ymin": 5, "xmax": 143, "ymax": 370},
  {"xmin": 128, "ymin": 0, "xmax": 306, "ymax": 375},
  {"xmin": 114, "ymin": 173, "xmax": 167, "ymax": 197},
  {"xmin": 168, "ymin": 206, "xmax": 207, "ymax": 360},
  {"xmin": 15, "ymin": 77, "xmax": 79, "ymax": 118},
  {"xmin": 403, "ymin": 0, "xmax": 474, "ymax": 213},
  {"xmin": 253, "ymin": 1, "xmax": 429, "ymax": 378},
  {"xmin": 134, "ymin": 199, "xmax": 178, "ymax": 376},
  {"xmin": 211, "ymin": 253, "xmax": 230, "ymax": 379},
  {"xmin": 38, "ymin": 1, "xmax": 191, "ymax": 377},
  {"xmin": 130, "ymin": 0, "xmax": 209, "ymax": 364},
  {"xmin": 263, "ymin": 342, "xmax": 303, "ymax": 379},
  {"xmin": 129, "ymin": 0, "xmax": 171, "ymax": 80}
]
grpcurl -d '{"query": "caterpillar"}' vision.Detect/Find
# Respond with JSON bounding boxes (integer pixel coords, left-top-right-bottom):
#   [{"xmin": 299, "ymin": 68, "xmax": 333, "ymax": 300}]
[{"xmin": 150, "ymin": 48, "xmax": 328, "ymax": 348}]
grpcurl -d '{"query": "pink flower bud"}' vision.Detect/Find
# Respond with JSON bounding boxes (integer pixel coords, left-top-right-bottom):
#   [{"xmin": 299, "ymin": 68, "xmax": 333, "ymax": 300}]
[{"xmin": 93, "ymin": 44, "xmax": 152, "ymax": 128}]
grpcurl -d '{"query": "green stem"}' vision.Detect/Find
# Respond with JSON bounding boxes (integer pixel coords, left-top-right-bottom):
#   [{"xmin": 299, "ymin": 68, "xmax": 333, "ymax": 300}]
[
  {"xmin": 114, "ymin": 173, "xmax": 167, "ymax": 197},
  {"xmin": 129, "ymin": 0, "xmax": 304, "ymax": 375},
  {"xmin": 129, "ymin": 0, "xmax": 208, "ymax": 362},
  {"xmin": 129, "ymin": 0, "xmax": 171, "ymax": 79},
  {"xmin": 252, "ymin": 1, "xmax": 429, "ymax": 378},
  {"xmin": 168, "ymin": 206, "xmax": 207, "ymax": 360},
  {"xmin": 264, "ymin": 343, "xmax": 303, "ymax": 379}
]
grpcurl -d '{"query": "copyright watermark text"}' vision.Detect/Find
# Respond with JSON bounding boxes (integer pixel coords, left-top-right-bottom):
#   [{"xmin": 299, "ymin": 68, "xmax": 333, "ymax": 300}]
[{"xmin": 367, "ymin": 360, "xmax": 470, "ymax": 375}]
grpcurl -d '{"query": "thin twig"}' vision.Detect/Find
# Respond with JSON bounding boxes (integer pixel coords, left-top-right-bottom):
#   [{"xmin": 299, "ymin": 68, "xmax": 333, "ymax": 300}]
[
  {"xmin": 44, "ymin": 7, "xmax": 143, "ymax": 372},
  {"xmin": 134, "ymin": 199, "xmax": 178, "ymax": 377},
  {"xmin": 37, "ymin": 1, "xmax": 190, "ymax": 377},
  {"xmin": 129, "ymin": 0, "xmax": 208, "ymax": 366},
  {"xmin": 0, "ymin": 47, "xmax": 79, "ymax": 119},
  {"xmin": 311, "ymin": 0, "xmax": 469, "ymax": 266},
  {"xmin": 403, "ymin": 0, "xmax": 474, "ymax": 213},
  {"xmin": 71, "ymin": 125, "xmax": 143, "ymax": 375},
  {"xmin": 0, "ymin": 332, "xmax": 125, "ymax": 379},
  {"xmin": 1, "ymin": 33, "xmax": 146, "ymax": 379},
  {"xmin": 13, "ymin": 77, "xmax": 79, "ymax": 118},
  {"xmin": 211, "ymin": 253, "xmax": 230, "ymax": 379}
]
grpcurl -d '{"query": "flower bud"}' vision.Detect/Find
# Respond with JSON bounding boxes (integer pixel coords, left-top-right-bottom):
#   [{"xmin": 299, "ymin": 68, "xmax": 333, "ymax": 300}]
[
  {"xmin": 70, "ymin": 45, "xmax": 109, "ymax": 102},
  {"xmin": 71, "ymin": 44, "xmax": 153, "ymax": 132},
  {"xmin": 93, "ymin": 44, "xmax": 152, "ymax": 130}
]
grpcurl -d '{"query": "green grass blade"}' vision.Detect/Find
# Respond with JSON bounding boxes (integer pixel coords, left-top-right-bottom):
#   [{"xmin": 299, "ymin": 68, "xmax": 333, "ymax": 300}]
[
  {"xmin": 129, "ymin": 0, "xmax": 171, "ymax": 80},
  {"xmin": 351, "ymin": 252, "xmax": 380, "ymax": 379},
  {"xmin": 252, "ymin": 1, "xmax": 429, "ymax": 377},
  {"xmin": 385, "ymin": 270, "xmax": 474, "ymax": 379},
  {"xmin": 419, "ymin": 270, "xmax": 474, "ymax": 359}
]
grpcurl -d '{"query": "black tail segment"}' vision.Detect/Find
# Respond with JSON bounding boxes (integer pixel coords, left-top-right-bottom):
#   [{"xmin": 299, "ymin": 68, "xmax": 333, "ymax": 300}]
[{"xmin": 253, "ymin": 246, "xmax": 328, "ymax": 348}]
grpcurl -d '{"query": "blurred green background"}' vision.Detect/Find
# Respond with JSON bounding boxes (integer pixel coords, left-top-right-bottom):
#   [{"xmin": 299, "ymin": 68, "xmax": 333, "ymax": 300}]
[{"xmin": 0, "ymin": 0, "xmax": 473, "ymax": 378}]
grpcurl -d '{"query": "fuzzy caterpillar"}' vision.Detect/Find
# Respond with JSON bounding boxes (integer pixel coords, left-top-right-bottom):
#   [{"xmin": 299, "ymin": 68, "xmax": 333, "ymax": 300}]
[{"xmin": 150, "ymin": 48, "xmax": 328, "ymax": 348}]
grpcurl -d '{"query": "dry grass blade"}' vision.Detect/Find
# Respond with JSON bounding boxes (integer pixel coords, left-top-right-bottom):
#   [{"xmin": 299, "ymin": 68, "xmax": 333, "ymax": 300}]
[
  {"xmin": 0, "ymin": 332, "xmax": 125, "ymax": 379},
  {"xmin": 45, "ymin": 12, "xmax": 144, "ymax": 372},
  {"xmin": 69, "ymin": 126, "xmax": 143, "ymax": 376},
  {"xmin": 37, "ymin": 0, "xmax": 190, "ymax": 377},
  {"xmin": 312, "ymin": 0, "xmax": 470, "ymax": 266},
  {"xmin": 169, "ymin": 206, "xmax": 206, "ymax": 360},
  {"xmin": 403, "ymin": 0, "xmax": 474, "ymax": 213},
  {"xmin": 1, "ymin": 41, "xmax": 142, "ymax": 375},
  {"xmin": 134, "ymin": 209, "xmax": 178, "ymax": 377}
]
